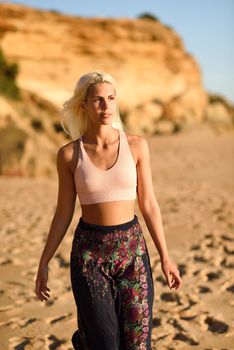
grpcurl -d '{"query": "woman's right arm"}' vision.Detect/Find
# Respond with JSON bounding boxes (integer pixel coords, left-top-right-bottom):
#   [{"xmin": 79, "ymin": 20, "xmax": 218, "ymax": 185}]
[{"xmin": 35, "ymin": 144, "xmax": 77, "ymax": 302}]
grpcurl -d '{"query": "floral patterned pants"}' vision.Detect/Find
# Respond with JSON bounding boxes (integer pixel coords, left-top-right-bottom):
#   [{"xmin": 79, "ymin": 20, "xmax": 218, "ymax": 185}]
[{"xmin": 70, "ymin": 214, "xmax": 154, "ymax": 350}]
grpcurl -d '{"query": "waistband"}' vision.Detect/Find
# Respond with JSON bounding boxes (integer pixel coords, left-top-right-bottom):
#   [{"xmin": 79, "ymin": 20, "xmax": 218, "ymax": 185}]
[{"xmin": 77, "ymin": 214, "xmax": 139, "ymax": 234}]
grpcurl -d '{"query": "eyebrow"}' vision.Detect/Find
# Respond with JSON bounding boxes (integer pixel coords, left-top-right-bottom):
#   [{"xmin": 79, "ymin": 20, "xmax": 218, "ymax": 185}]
[{"xmin": 91, "ymin": 94, "xmax": 115, "ymax": 98}]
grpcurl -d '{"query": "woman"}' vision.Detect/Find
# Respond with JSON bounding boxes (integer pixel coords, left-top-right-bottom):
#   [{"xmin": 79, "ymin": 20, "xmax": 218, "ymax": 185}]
[{"xmin": 35, "ymin": 71, "xmax": 182, "ymax": 350}]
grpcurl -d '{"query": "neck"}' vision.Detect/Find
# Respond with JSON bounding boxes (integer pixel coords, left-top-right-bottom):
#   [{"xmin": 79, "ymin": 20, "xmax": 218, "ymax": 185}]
[{"xmin": 82, "ymin": 126, "xmax": 118, "ymax": 146}]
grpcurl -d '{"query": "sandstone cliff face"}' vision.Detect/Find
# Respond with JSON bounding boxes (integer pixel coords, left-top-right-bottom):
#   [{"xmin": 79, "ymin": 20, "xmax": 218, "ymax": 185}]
[
  {"xmin": 0, "ymin": 3, "xmax": 233, "ymax": 177},
  {"xmin": 0, "ymin": 2, "xmax": 208, "ymax": 132},
  {"xmin": 0, "ymin": 91, "xmax": 64, "ymax": 177}
]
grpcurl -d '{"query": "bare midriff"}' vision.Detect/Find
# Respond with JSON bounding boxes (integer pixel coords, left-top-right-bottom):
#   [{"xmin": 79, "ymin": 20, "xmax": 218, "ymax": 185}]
[{"xmin": 80, "ymin": 200, "xmax": 136, "ymax": 225}]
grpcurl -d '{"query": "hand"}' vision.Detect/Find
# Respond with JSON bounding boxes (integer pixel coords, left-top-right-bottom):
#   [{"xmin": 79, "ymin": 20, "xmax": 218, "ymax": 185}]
[
  {"xmin": 34, "ymin": 265, "xmax": 51, "ymax": 302},
  {"xmin": 161, "ymin": 259, "xmax": 182, "ymax": 290}
]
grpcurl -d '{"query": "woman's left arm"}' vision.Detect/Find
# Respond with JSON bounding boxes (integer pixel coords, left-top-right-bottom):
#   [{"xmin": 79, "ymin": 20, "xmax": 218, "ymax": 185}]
[{"xmin": 136, "ymin": 136, "xmax": 182, "ymax": 290}]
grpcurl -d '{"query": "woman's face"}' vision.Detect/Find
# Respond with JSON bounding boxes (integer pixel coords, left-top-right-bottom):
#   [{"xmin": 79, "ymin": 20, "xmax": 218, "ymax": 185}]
[{"xmin": 83, "ymin": 82, "xmax": 117, "ymax": 127}]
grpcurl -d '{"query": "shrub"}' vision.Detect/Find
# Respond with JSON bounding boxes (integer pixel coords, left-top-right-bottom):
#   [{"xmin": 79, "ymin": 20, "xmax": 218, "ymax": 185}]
[
  {"xmin": 31, "ymin": 119, "xmax": 44, "ymax": 132},
  {"xmin": 53, "ymin": 122, "xmax": 64, "ymax": 133},
  {"xmin": 0, "ymin": 48, "xmax": 21, "ymax": 100},
  {"xmin": 49, "ymin": 9, "xmax": 61, "ymax": 15},
  {"xmin": 137, "ymin": 12, "xmax": 159, "ymax": 22}
]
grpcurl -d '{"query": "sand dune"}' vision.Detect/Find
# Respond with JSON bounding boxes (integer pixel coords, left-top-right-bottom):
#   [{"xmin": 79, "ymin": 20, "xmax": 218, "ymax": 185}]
[{"xmin": 0, "ymin": 125, "xmax": 233, "ymax": 349}]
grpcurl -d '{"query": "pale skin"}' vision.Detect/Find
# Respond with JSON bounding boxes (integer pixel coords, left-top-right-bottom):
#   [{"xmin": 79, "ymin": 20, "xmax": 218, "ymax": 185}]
[{"xmin": 35, "ymin": 82, "xmax": 182, "ymax": 302}]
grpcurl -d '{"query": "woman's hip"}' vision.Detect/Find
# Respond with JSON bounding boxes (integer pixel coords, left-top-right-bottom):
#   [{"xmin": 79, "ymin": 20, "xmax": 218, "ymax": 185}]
[{"xmin": 70, "ymin": 214, "xmax": 147, "ymax": 265}]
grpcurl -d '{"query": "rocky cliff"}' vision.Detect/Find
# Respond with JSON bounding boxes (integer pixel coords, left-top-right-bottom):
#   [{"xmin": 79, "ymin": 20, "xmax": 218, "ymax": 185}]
[
  {"xmin": 0, "ymin": 3, "xmax": 208, "ymax": 126},
  {"xmin": 0, "ymin": 90, "xmax": 67, "ymax": 176},
  {"xmin": 0, "ymin": 2, "xmax": 233, "ymax": 177}
]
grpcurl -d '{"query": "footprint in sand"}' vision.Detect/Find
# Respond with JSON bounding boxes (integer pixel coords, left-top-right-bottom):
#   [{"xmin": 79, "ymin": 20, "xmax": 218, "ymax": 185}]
[
  {"xmin": 8, "ymin": 336, "xmax": 44, "ymax": 349},
  {"xmin": 206, "ymin": 270, "xmax": 223, "ymax": 281},
  {"xmin": 223, "ymin": 243, "xmax": 234, "ymax": 255},
  {"xmin": 8, "ymin": 337, "xmax": 31, "ymax": 350},
  {"xmin": 193, "ymin": 269, "xmax": 201, "ymax": 276},
  {"xmin": 45, "ymin": 334, "xmax": 66, "ymax": 349},
  {"xmin": 177, "ymin": 263, "xmax": 187, "ymax": 277},
  {"xmin": 0, "ymin": 257, "xmax": 13, "ymax": 265},
  {"xmin": 152, "ymin": 317, "xmax": 161, "ymax": 328},
  {"xmin": 173, "ymin": 332, "xmax": 199, "ymax": 346},
  {"xmin": 198, "ymin": 285, "xmax": 212, "ymax": 293},
  {"xmin": 221, "ymin": 234, "xmax": 234, "ymax": 242},
  {"xmin": 168, "ymin": 317, "xmax": 187, "ymax": 333},
  {"xmin": 54, "ymin": 253, "xmax": 70, "ymax": 268},
  {"xmin": 20, "ymin": 318, "xmax": 37, "ymax": 328},
  {"xmin": 198, "ymin": 269, "xmax": 223, "ymax": 282},
  {"xmin": 193, "ymin": 255, "xmax": 209, "ymax": 263},
  {"xmin": 190, "ymin": 243, "xmax": 201, "ymax": 251},
  {"xmin": 160, "ymin": 292, "xmax": 182, "ymax": 305},
  {"xmin": 205, "ymin": 316, "xmax": 229, "ymax": 334},
  {"xmin": 181, "ymin": 294, "xmax": 199, "ymax": 311},
  {"xmin": 156, "ymin": 275, "xmax": 167, "ymax": 286},
  {"xmin": 221, "ymin": 256, "xmax": 234, "ymax": 269},
  {"xmin": 0, "ymin": 317, "xmax": 21, "ymax": 329},
  {"xmin": 45, "ymin": 312, "xmax": 72, "ymax": 324},
  {"xmin": 225, "ymin": 283, "xmax": 234, "ymax": 293},
  {"xmin": 0, "ymin": 317, "xmax": 37, "ymax": 330}
]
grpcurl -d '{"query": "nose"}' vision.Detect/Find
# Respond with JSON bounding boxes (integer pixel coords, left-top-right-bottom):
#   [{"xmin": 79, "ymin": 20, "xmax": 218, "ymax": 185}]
[{"xmin": 100, "ymin": 98, "xmax": 110, "ymax": 110}]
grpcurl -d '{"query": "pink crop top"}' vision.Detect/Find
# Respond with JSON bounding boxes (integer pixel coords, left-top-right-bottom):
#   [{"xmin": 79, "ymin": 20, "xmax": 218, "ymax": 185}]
[{"xmin": 74, "ymin": 128, "xmax": 137, "ymax": 204}]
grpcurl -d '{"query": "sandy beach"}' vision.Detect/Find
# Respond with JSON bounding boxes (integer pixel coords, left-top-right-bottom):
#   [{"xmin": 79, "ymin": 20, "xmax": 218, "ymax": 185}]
[{"xmin": 0, "ymin": 124, "xmax": 234, "ymax": 349}]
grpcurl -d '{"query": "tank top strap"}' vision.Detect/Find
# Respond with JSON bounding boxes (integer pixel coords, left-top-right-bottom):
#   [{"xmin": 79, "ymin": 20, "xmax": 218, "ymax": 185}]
[
  {"xmin": 120, "ymin": 129, "xmax": 132, "ymax": 157},
  {"xmin": 78, "ymin": 134, "xmax": 84, "ymax": 157},
  {"xmin": 73, "ymin": 135, "xmax": 82, "ymax": 170}
]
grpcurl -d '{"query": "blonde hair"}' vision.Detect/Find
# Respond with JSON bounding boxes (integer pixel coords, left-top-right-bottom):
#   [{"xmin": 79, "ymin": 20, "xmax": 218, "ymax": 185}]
[{"xmin": 60, "ymin": 71, "xmax": 124, "ymax": 140}]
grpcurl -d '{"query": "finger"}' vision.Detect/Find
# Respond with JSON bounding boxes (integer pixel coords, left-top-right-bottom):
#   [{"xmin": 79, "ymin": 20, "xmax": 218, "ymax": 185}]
[
  {"xmin": 166, "ymin": 275, "xmax": 172, "ymax": 287},
  {"xmin": 174, "ymin": 273, "xmax": 182, "ymax": 284},
  {"xmin": 168, "ymin": 272, "xmax": 179, "ymax": 287},
  {"xmin": 169, "ymin": 277, "xmax": 174, "ymax": 288},
  {"xmin": 40, "ymin": 293, "xmax": 48, "ymax": 301},
  {"xmin": 170, "ymin": 274, "xmax": 176, "ymax": 283},
  {"xmin": 42, "ymin": 290, "xmax": 50, "ymax": 298},
  {"xmin": 171, "ymin": 276, "xmax": 182, "ymax": 289},
  {"xmin": 171, "ymin": 270, "xmax": 181, "ymax": 282},
  {"xmin": 37, "ymin": 291, "xmax": 49, "ymax": 302},
  {"xmin": 35, "ymin": 287, "xmax": 48, "ymax": 301},
  {"xmin": 171, "ymin": 280, "xmax": 178, "ymax": 289},
  {"xmin": 39, "ymin": 287, "xmax": 50, "ymax": 296}
]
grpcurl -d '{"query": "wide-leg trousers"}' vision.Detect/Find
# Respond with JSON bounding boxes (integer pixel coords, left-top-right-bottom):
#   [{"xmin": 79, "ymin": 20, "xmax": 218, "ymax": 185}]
[{"xmin": 70, "ymin": 214, "xmax": 154, "ymax": 350}]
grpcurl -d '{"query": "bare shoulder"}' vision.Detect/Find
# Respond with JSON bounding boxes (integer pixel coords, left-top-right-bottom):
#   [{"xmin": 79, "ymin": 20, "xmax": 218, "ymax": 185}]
[
  {"xmin": 125, "ymin": 131, "xmax": 149, "ymax": 163},
  {"xmin": 57, "ymin": 139, "xmax": 78, "ymax": 173}
]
